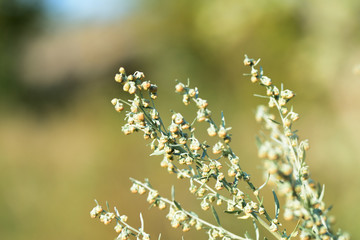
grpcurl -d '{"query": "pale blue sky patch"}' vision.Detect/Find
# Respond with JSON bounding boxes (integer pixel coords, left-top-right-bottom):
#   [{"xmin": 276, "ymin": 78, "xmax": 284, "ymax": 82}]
[{"xmin": 43, "ymin": 0, "xmax": 136, "ymax": 24}]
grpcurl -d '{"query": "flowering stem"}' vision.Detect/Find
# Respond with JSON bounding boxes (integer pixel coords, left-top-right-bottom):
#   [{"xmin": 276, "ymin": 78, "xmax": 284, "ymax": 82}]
[{"xmin": 130, "ymin": 178, "xmax": 248, "ymax": 240}]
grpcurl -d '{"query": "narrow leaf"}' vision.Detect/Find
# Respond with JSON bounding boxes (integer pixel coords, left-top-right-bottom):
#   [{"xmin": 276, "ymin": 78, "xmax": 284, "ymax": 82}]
[
  {"xmin": 188, "ymin": 211, "xmax": 199, "ymax": 218},
  {"xmin": 318, "ymin": 184, "xmax": 325, "ymax": 202},
  {"xmin": 253, "ymin": 219, "xmax": 259, "ymax": 240},
  {"xmin": 259, "ymin": 197, "xmax": 264, "ymax": 206},
  {"xmin": 201, "ymin": 150, "xmax": 206, "ymax": 159},
  {"xmin": 221, "ymin": 111, "xmax": 226, "ymax": 127},
  {"xmin": 114, "ymin": 207, "xmax": 120, "ymax": 217},
  {"xmin": 289, "ymin": 220, "xmax": 301, "ymax": 238},
  {"xmin": 268, "ymin": 118, "xmax": 281, "ymax": 125},
  {"xmin": 139, "ymin": 213, "xmax": 144, "ymax": 231},
  {"xmin": 106, "ymin": 201, "xmax": 110, "ymax": 212},
  {"xmin": 173, "ymin": 200, "xmax": 182, "ymax": 210},
  {"xmin": 211, "ymin": 205, "xmax": 221, "ymax": 226},
  {"xmin": 253, "ymin": 94, "xmax": 270, "ymax": 99},
  {"xmin": 150, "ymin": 150, "xmax": 165, "ymax": 156},
  {"xmin": 238, "ymin": 215, "xmax": 251, "ymax": 220},
  {"xmin": 255, "ymin": 136, "xmax": 262, "ymax": 149},
  {"xmin": 158, "ymin": 234, "xmax": 162, "ymax": 240},
  {"xmin": 148, "ymin": 201, "xmax": 157, "ymax": 209},
  {"xmin": 224, "ymin": 210, "xmax": 242, "ymax": 214},
  {"xmin": 272, "ymin": 190, "xmax": 280, "ymax": 220},
  {"xmin": 171, "ymin": 185, "xmax": 175, "ymax": 201},
  {"xmin": 325, "ymin": 205, "xmax": 333, "ymax": 213},
  {"xmin": 144, "ymin": 178, "xmax": 153, "ymax": 188},
  {"xmin": 258, "ymin": 173, "xmax": 270, "ymax": 191}
]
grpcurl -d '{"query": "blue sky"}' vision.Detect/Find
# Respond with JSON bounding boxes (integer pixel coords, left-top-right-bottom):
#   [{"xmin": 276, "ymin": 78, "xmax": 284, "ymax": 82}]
[{"xmin": 43, "ymin": 0, "xmax": 136, "ymax": 24}]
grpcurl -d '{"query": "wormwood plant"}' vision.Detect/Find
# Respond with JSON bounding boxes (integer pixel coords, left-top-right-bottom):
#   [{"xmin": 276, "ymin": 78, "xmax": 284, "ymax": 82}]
[{"xmin": 90, "ymin": 55, "xmax": 350, "ymax": 240}]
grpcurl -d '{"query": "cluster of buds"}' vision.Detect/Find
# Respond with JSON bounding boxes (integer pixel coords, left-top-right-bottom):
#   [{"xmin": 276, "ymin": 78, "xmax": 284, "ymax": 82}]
[
  {"xmin": 111, "ymin": 67, "xmax": 164, "ymax": 139},
  {"xmin": 166, "ymin": 205, "xmax": 199, "ymax": 232},
  {"xmin": 255, "ymin": 104, "xmax": 343, "ymax": 239},
  {"xmin": 131, "ymin": 179, "xmax": 241, "ymax": 239},
  {"xmin": 175, "ymin": 82, "xmax": 212, "ymax": 122},
  {"xmin": 90, "ymin": 203, "xmax": 103, "ymax": 219},
  {"xmin": 89, "ymin": 205, "xmax": 116, "ymax": 227},
  {"xmin": 115, "ymin": 68, "xmax": 157, "ymax": 98},
  {"xmin": 207, "ymin": 229, "xmax": 229, "ymax": 240},
  {"xmin": 90, "ymin": 200, "xmax": 151, "ymax": 240},
  {"xmin": 245, "ymin": 55, "xmax": 350, "ymax": 240}
]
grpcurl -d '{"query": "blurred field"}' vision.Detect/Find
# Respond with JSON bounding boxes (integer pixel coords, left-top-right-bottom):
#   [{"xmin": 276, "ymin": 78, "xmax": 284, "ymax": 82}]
[{"xmin": 1, "ymin": 0, "xmax": 360, "ymax": 239}]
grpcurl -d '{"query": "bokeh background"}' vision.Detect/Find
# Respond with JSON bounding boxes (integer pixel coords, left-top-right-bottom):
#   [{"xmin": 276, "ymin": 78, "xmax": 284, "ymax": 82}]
[{"xmin": 1, "ymin": 0, "xmax": 360, "ymax": 239}]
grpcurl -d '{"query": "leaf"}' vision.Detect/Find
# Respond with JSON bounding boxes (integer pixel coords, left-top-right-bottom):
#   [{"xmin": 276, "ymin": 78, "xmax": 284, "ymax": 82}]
[
  {"xmin": 221, "ymin": 111, "xmax": 226, "ymax": 127},
  {"xmin": 139, "ymin": 213, "xmax": 144, "ymax": 231},
  {"xmin": 289, "ymin": 220, "xmax": 301, "ymax": 238},
  {"xmin": 158, "ymin": 234, "xmax": 162, "ymax": 240},
  {"xmin": 106, "ymin": 201, "xmax": 110, "ymax": 212},
  {"xmin": 238, "ymin": 215, "xmax": 251, "ymax": 220},
  {"xmin": 259, "ymin": 197, "xmax": 264, "ymax": 206},
  {"xmin": 255, "ymin": 136, "xmax": 262, "ymax": 149},
  {"xmin": 171, "ymin": 185, "xmax": 175, "ymax": 201},
  {"xmin": 254, "ymin": 58, "xmax": 261, "ymax": 66},
  {"xmin": 224, "ymin": 210, "xmax": 242, "ymax": 214},
  {"xmin": 244, "ymin": 192, "xmax": 252, "ymax": 202},
  {"xmin": 150, "ymin": 150, "xmax": 165, "ymax": 156},
  {"xmin": 268, "ymin": 118, "xmax": 281, "ymax": 125},
  {"xmin": 148, "ymin": 201, "xmax": 157, "ymax": 209},
  {"xmin": 258, "ymin": 173, "xmax": 270, "ymax": 191},
  {"xmin": 173, "ymin": 200, "xmax": 182, "ymax": 210},
  {"xmin": 144, "ymin": 178, "xmax": 153, "ymax": 188},
  {"xmin": 272, "ymin": 190, "xmax": 280, "ymax": 220},
  {"xmin": 253, "ymin": 219, "xmax": 259, "ymax": 240},
  {"xmin": 211, "ymin": 205, "xmax": 221, "ymax": 226},
  {"xmin": 318, "ymin": 184, "xmax": 325, "ymax": 202},
  {"xmin": 114, "ymin": 207, "xmax": 120, "ymax": 217},
  {"xmin": 253, "ymin": 94, "xmax": 269, "ymax": 99},
  {"xmin": 201, "ymin": 150, "xmax": 206, "ymax": 159},
  {"xmin": 188, "ymin": 211, "xmax": 199, "ymax": 218}
]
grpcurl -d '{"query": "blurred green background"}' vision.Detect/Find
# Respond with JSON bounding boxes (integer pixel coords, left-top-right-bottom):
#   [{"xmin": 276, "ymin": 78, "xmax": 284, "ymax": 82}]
[{"xmin": 1, "ymin": 0, "xmax": 359, "ymax": 239}]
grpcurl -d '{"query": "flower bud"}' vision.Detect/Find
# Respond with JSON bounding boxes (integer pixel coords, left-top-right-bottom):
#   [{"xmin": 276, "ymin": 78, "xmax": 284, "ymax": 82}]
[
  {"xmin": 218, "ymin": 126, "xmax": 227, "ymax": 138},
  {"xmin": 182, "ymin": 94, "xmax": 190, "ymax": 105},
  {"xmin": 244, "ymin": 56, "xmax": 255, "ymax": 66},
  {"xmin": 133, "ymin": 71, "xmax": 145, "ymax": 80},
  {"xmin": 115, "ymin": 73, "xmax": 123, "ymax": 83},
  {"xmin": 279, "ymin": 98, "xmax": 287, "ymax": 106},
  {"xmin": 127, "ymin": 75, "xmax": 134, "ymax": 81},
  {"xmin": 114, "ymin": 223, "xmax": 123, "ymax": 233},
  {"xmin": 141, "ymin": 81, "xmax": 151, "ymax": 90},
  {"xmin": 188, "ymin": 89, "xmax": 196, "ymax": 97},
  {"xmin": 251, "ymin": 76, "xmax": 259, "ymax": 83},
  {"xmin": 111, "ymin": 98, "xmax": 118, "ymax": 106},
  {"xmin": 269, "ymin": 222, "xmax": 278, "ymax": 232},
  {"xmin": 175, "ymin": 83, "xmax": 185, "ymax": 92},
  {"xmin": 149, "ymin": 84, "xmax": 158, "ymax": 93},
  {"xmin": 119, "ymin": 67, "xmax": 126, "ymax": 74},
  {"xmin": 123, "ymin": 82, "xmax": 130, "ymax": 92}
]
